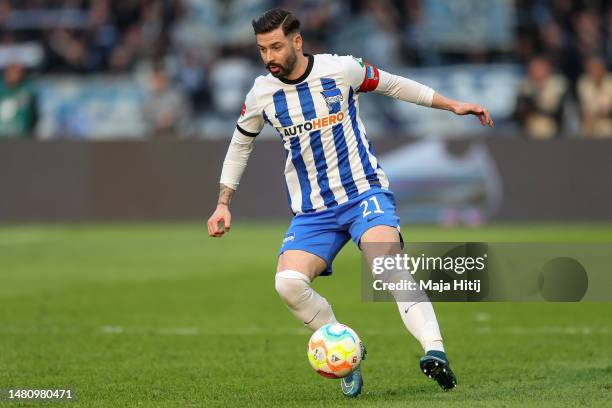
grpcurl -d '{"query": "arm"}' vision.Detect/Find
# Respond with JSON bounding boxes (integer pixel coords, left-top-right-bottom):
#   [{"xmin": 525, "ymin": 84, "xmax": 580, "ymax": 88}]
[
  {"xmin": 431, "ymin": 92, "xmax": 494, "ymax": 127},
  {"xmin": 207, "ymin": 85, "xmax": 263, "ymax": 237},
  {"xmin": 207, "ymin": 184, "xmax": 235, "ymax": 238},
  {"xmin": 374, "ymin": 69, "xmax": 494, "ymax": 127},
  {"xmin": 207, "ymin": 129, "xmax": 256, "ymax": 238},
  {"xmin": 341, "ymin": 55, "xmax": 493, "ymax": 127}
]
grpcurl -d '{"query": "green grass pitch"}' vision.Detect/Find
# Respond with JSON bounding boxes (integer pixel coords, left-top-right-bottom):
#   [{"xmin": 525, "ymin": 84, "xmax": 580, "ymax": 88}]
[{"xmin": 1, "ymin": 223, "xmax": 611, "ymax": 407}]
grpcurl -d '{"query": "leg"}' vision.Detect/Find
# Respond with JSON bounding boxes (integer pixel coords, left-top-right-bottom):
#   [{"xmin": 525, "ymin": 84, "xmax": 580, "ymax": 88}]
[
  {"xmin": 275, "ymin": 250, "xmax": 337, "ymax": 331},
  {"xmin": 276, "ymin": 214, "xmax": 362, "ymax": 397},
  {"xmin": 277, "ymin": 249, "xmax": 327, "ymax": 280},
  {"xmin": 360, "ymin": 225, "xmax": 444, "ymax": 352},
  {"xmin": 360, "ymin": 225, "xmax": 457, "ymax": 390},
  {"xmin": 277, "ymin": 248, "xmax": 365, "ymax": 398}
]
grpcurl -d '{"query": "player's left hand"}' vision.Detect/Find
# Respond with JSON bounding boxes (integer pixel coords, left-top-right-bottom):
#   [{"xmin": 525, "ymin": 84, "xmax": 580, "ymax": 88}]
[{"xmin": 454, "ymin": 103, "xmax": 494, "ymax": 127}]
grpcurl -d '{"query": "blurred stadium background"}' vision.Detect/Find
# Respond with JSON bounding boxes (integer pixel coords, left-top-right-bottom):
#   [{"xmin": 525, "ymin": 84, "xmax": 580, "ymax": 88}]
[
  {"xmin": 1, "ymin": 0, "xmax": 612, "ymax": 224},
  {"xmin": 1, "ymin": 1, "xmax": 612, "ymax": 407},
  {"xmin": 1, "ymin": 0, "xmax": 612, "ymax": 140}
]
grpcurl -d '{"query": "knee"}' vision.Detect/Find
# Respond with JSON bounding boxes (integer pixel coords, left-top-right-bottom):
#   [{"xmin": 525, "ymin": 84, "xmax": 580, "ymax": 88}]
[{"xmin": 275, "ymin": 270, "xmax": 312, "ymax": 307}]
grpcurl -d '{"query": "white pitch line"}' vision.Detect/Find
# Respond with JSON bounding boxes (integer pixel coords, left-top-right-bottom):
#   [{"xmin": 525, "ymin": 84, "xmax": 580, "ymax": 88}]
[
  {"xmin": 475, "ymin": 326, "xmax": 610, "ymax": 335},
  {"xmin": 98, "ymin": 326, "xmax": 200, "ymax": 335},
  {"xmin": 92, "ymin": 325, "xmax": 612, "ymax": 336},
  {"xmin": 0, "ymin": 325, "xmax": 609, "ymax": 336},
  {"xmin": 474, "ymin": 312, "xmax": 491, "ymax": 322}
]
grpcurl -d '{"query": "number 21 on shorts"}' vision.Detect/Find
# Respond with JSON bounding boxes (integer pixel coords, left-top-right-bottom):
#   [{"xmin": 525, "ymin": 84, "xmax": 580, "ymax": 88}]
[{"xmin": 360, "ymin": 196, "xmax": 384, "ymax": 218}]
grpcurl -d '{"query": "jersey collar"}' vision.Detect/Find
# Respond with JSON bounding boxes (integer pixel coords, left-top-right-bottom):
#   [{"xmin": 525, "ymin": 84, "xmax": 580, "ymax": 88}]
[{"xmin": 278, "ymin": 54, "xmax": 314, "ymax": 85}]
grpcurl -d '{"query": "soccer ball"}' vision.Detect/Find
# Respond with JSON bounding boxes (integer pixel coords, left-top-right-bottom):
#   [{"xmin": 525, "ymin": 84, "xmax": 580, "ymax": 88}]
[{"xmin": 307, "ymin": 323, "xmax": 363, "ymax": 379}]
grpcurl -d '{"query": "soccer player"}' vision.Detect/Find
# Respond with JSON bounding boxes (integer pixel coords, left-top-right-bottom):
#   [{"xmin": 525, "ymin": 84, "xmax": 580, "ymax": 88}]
[{"xmin": 207, "ymin": 8, "xmax": 493, "ymax": 397}]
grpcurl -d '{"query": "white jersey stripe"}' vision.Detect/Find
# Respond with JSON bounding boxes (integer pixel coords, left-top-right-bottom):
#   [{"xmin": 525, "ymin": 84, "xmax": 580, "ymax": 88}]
[{"xmin": 296, "ymin": 82, "xmax": 339, "ymax": 208}]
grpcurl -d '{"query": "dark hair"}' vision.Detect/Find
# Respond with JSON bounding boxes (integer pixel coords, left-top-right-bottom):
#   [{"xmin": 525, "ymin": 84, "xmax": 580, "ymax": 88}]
[{"xmin": 252, "ymin": 8, "xmax": 300, "ymax": 36}]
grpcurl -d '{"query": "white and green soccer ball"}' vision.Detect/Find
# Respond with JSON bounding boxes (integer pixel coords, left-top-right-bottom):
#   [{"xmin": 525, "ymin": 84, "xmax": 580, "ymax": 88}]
[{"xmin": 307, "ymin": 323, "xmax": 363, "ymax": 379}]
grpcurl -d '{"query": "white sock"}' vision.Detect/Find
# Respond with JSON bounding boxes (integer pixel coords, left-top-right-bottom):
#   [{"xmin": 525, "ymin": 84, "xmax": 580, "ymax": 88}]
[
  {"xmin": 275, "ymin": 270, "xmax": 337, "ymax": 331},
  {"xmin": 376, "ymin": 262, "xmax": 445, "ymax": 353},
  {"xmin": 397, "ymin": 301, "xmax": 444, "ymax": 352}
]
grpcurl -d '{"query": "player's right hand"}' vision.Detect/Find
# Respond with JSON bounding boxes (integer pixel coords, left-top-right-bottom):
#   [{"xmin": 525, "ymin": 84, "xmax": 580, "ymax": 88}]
[{"xmin": 207, "ymin": 204, "xmax": 231, "ymax": 237}]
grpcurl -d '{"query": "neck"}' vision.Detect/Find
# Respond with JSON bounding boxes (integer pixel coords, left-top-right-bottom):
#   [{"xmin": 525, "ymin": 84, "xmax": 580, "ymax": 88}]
[{"xmin": 285, "ymin": 53, "xmax": 309, "ymax": 81}]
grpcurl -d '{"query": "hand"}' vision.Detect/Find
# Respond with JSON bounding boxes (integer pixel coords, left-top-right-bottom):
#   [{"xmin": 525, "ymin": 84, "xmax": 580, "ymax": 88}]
[
  {"xmin": 453, "ymin": 103, "xmax": 494, "ymax": 127},
  {"xmin": 207, "ymin": 204, "xmax": 231, "ymax": 237}
]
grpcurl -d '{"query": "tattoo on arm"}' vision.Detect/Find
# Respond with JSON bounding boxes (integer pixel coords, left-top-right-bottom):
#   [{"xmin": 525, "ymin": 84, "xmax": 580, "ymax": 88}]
[{"xmin": 218, "ymin": 184, "xmax": 235, "ymax": 206}]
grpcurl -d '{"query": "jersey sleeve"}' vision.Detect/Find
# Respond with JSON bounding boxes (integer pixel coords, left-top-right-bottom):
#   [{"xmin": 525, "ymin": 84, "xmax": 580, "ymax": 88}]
[
  {"xmin": 236, "ymin": 85, "xmax": 264, "ymax": 137},
  {"xmin": 338, "ymin": 55, "xmax": 380, "ymax": 93}
]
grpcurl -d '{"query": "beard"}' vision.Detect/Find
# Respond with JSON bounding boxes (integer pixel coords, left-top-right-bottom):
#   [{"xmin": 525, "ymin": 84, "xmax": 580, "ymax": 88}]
[{"xmin": 266, "ymin": 48, "xmax": 298, "ymax": 78}]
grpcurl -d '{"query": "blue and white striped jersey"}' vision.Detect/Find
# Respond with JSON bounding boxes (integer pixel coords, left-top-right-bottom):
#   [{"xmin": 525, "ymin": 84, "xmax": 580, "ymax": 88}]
[{"xmin": 236, "ymin": 53, "xmax": 389, "ymax": 215}]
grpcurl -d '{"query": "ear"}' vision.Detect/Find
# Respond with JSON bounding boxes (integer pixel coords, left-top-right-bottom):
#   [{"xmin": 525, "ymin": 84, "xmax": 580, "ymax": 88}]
[{"xmin": 293, "ymin": 33, "xmax": 303, "ymax": 52}]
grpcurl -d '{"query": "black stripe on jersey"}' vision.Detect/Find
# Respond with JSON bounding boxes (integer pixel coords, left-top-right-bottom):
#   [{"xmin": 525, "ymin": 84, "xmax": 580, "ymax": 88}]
[{"xmin": 236, "ymin": 124, "xmax": 259, "ymax": 137}]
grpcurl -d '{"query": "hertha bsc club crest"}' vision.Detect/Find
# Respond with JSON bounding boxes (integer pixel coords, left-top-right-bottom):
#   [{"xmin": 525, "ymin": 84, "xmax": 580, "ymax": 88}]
[{"xmin": 321, "ymin": 89, "xmax": 343, "ymax": 112}]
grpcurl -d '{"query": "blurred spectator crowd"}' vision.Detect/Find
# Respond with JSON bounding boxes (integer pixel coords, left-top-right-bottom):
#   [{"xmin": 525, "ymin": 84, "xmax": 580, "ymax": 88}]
[{"xmin": 0, "ymin": 0, "xmax": 611, "ymax": 139}]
